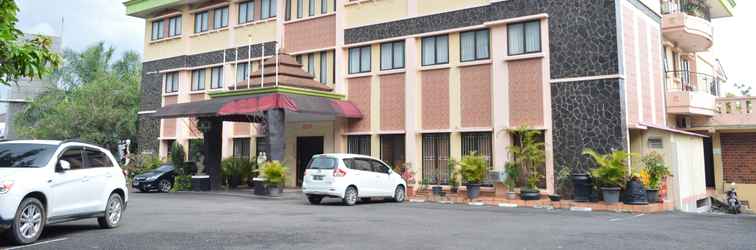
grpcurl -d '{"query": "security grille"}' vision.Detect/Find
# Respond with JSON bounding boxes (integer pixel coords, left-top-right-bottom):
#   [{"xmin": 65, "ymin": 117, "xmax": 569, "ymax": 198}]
[
  {"xmin": 347, "ymin": 135, "xmax": 371, "ymax": 156},
  {"xmin": 422, "ymin": 133, "xmax": 450, "ymax": 185}
]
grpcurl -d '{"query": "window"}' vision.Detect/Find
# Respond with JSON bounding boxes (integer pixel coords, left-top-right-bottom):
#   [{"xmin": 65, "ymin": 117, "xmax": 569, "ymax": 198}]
[
  {"xmin": 320, "ymin": 51, "xmax": 328, "ymax": 84},
  {"xmin": 213, "ymin": 6, "xmax": 229, "ymax": 29},
  {"xmin": 236, "ymin": 62, "xmax": 249, "ymax": 82},
  {"xmin": 168, "ymin": 16, "xmax": 182, "ymax": 37},
  {"xmin": 194, "ymin": 11, "xmax": 209, "ymax": 33},
  {"xmin": 380, "ymin": 134, "xmax": 405, "ymax": 170},
  {"xmin": 460, "ymin": 29, "xmax": 490, "ymax": 62},
  {"xmin": 85, "ymin": 149, "xmax": 112, "ymax": 168},
  {"xmin": 309, "ymin": 0, "xmax": 315, "ymax": 16},
  {"xmin": 238, "ymin": 1, "xmax": 255, "ymax": 24},
  {"xmin": 348, "ymin": 46, "xmax": 371, "ymax": 74},
  {"xmin": 191, "ymin": 69, "xmax": 206, "ymax": 91},
  {"xmin": 307, "ymin": 53, "xmax": 315, "ymax": 74},
  {"xmin": 308, "ymin": 156, "xmax": 337, "ymax": 169},
  {"xmin": 461, "ymin": 132, "xmax": 492, "ymax": 168},
  {"xmin": 163, "ymin": 140, "xmax": 176, "ymax": 159},
  {"xmin": 255, "ymin": 137, "xmax": 268, "ymax": 158},
  {"xmin": 421, "ymin": 35, "xmax": 449, "ymax": 66},
  {"xmin": 295, "ymin": 55, "xmax": 302, "ymax": 64},
  {"xmin": 262, "ymin": 0, "xmax": 276, "ymax": 19},
  {"xmin": 681, "ymin": 59, "xmax": 691, "ymax": 86},
  {"xmin": 164, "ymin": 72, "xmax": 179, "ymax": 93},
  {"xmin": 349, "ymin": 158, "xmax": 373, "ymax": 172},
  {"xmin": 233, "ymin": 138, "xmax": 251, "ymax": 159},
  {"xmin": 151, "ymin": 20, "xmax": 164, "ymax": 40},
  {"xmin": 422, "ymin": 133, "xmax": 449, "ymax": 184},
  {"xmin": 507, "ymin": 20, "xmax": 541, "ymax": 55},
  {"xmin": 188, "ymin": 139, "xmax": 204, "ymax": 162},
  {"xmin": 210, "ymin": 66, "xmax": 223, "ymax": 89},
  {"xmin": 321, "ymin": 0, "xmax": 328, "ymax": 14},
  {"xmin": 296, "ymin": 0, "xmax": 303, "ymax": 18},
  {"xmin": 59, "ymin": 147, "xmax": 84, "ymax": 170},
  {"xmin": 285, "ymin": 0, "xmax": 292, "ymax": 20},
  {"xmin": 347, "ymin": 135, "xmax": 371, "ymax": 156},
  {"xmin": 370, "ymin": 160, "xmax": 390, "ymax": 173},
  {"xmin": 380, "ymin": 41, "xmax": 405, "ymax": 70}
]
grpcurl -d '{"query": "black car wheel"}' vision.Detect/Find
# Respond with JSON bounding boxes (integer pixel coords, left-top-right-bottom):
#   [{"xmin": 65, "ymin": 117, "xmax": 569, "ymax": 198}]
[
  {"xmin": 393, "ymin": 185, "xmax": 405, "ymax": 202},
  {"xmin": 343, "ymin": 186, "xmax": 358, "ymax": 206},
  {"xmin": 307, "ymin": 195, "xmax": 323, "ymax": 205},
  {"xmin": 98, "ymin": 193, "xmax": 124, "ymax": 229},
  {"xmin": 7, "ymin": 197, "xmax": 46, "ymax": 245},
  {"xmin": 158, "ymin": 179, "xmax": 172, "ymax": 193}
]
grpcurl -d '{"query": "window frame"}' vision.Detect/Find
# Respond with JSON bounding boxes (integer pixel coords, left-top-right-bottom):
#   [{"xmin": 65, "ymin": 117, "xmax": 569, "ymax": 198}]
[
  {"xmin": 191, "ymin": 69, "xmax": 206, "ymax": 91},
  {"xmin": 461, "ymin": 132, "xmax": 493, "ymax": 169},
  {"xmin": 210, "ymin": 66, "xmax": 223, "ymax": 89},
  {"xmin": 167, "ymin": 15, "xmax": 182, "ymax": 37},
  {"xmin": 236, "ymin": 62, "xmax": 249, "ymax": 83},
  {"xmin": 212, "ymin": 6, "xmax": 229, "ymax": 29},
  {"xmin": 85, "ymin": 148, "xmax": 113, "ymax": 169},
  {"xmin": 58, "ymin": 147, "xmax": 85, "ymax": 171},
  {"xmin": 348, "ymin": 46, "xmax": 371, "ymax": 74},
  {"xmin": 320, "ymin": 51, "xmax": 328, "ymax": 84},
  {"xmin": 238, "ymin": 1, "xmax": 255, "ymax": 24},
  {"xmin": 421, "ymin": 35, "xmax": 449, "ymax": 66},
  {"xmin": 321, "ymin": 0, "xmax": 328, "ymax": 14},
  {"xmin": 296, "ymin": 0, "xmax": 303, "ymax": 18},
  {"xmin": 261, "ymin": 0, "xmax": 276, "ymax": 19},
  {"xmin": 347, "ymin": 135, "xmax": 371, "ymax": 156},
  {"xmin": 460, "ymin": 29, "xmax": 490, "ymax": 62},
  {"xmin": 164, "ymin": 72, "xmax": 179, "ymax": 93},
  {"xmin": 307, "ymin": 53, "xmax": 315, "ymax": 74},
  {"xmin": 233, "ymin": 138, "xmax": 251, "ymax": 159},
  {"xmin": 507, "ymin": 20, "xmax": 542, "ymax": 56},
  {"xmin": 308, "ymin": 0, "xmax": 315, "ymax": 16},
  {"xmin": 151, "ymin": 19, "xmax": 164, "ymax": 40},
  {"xmin": 194, "ymin": 11, "xmax": 209, "ymax": 33},
  {"xmin": 380, "ymin": 41, "xmax": 405, "ymax": 71}
]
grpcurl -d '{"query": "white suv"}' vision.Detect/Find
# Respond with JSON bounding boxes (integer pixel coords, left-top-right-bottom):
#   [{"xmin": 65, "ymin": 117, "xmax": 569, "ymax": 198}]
[
  {"xmin": 302, "ymin": 154, "xmax": 406, "ymax": 206},
  {"xmin": 0, "ymin": 140, "xmax": 128, "ymax": 245}
]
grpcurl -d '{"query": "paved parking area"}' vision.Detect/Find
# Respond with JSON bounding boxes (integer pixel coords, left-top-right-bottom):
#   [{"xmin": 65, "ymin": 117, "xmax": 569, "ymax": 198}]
[{"xmin": 2, "ymin": 192, "xmax": 755, "ymax": 250}]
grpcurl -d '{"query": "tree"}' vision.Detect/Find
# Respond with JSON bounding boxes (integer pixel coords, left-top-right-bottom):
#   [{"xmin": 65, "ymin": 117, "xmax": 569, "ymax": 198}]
[
  {"xmin": 732, "ymin": 83, "xmax": 752, "ymax": 97},
  {"xmin": 14, "ymin": 42, "xmax": 141, "ymax": 152},
  {"xmin": 0, "ymin": 0, "xmax": 61, "ymax": 85}
]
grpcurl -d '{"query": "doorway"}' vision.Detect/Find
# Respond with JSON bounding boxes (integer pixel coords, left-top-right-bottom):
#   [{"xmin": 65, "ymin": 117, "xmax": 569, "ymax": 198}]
[
  {"xmin": 703, "ymin": 137, "xmax": 715, "ymax": 187},
  {"xmin": 296, "ymin": 136, "xmax": 324, "ymax": 187}
]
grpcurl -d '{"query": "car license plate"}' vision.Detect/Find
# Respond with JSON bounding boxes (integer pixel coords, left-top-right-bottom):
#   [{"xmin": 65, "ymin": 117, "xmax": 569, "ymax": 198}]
[{"xmin": 313, "ymin": 175, "xmax": 323, "ymax": 181}]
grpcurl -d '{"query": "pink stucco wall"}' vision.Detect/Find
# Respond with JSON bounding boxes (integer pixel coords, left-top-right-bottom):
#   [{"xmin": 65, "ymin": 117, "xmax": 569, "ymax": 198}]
[
  {"xmin": 508, "ymin": 58, "xmax": 544, "ymax": 128},
  {"xmin": 284, "ymin": 15, "xmax": 336, "ymax": 53},
  {"xmin": 623, "ymin": 6, "xmax": 639, "ymax": 126},
  {"xmin": 380, "ymin": 73, "xmax": 405, "ymax": 131},
  {"xmin": 347, "ymin": 76, "xmax": 371, "ymax": 132},
  {"xmin": 421, "ymin": 69, "xmax": 450, "ymax": 130},
  {"xmin": 460, "ymin": 64, "xmax": 492, "ymax": 128}
]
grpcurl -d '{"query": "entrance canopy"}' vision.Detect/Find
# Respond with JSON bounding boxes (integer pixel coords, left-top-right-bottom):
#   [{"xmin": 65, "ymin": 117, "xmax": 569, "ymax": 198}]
[{"xmin": 151, "ymin": 93, "xmax": 362, "ymax": 120}]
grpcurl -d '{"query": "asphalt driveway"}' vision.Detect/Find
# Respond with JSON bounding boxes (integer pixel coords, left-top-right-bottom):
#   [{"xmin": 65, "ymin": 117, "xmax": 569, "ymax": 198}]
[{"xmin": 2, "ymin": 192, "xmax": 755, "ymax": 250}]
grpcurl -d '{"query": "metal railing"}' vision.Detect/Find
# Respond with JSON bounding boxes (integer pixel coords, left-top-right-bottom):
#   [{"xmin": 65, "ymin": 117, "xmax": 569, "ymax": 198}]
[
  {"xmin": 717, "ymin": 97, "xmax": 755, "ymax": 115},
  {"xmin": 665, "ymin": 70, "xmax": 721, "ymax": 96},
  {"xmin": 661, "ymin": 0, "xmax": 712, "ymax": 21}
]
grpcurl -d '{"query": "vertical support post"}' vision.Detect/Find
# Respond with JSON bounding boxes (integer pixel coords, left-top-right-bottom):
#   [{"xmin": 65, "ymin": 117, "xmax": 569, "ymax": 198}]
[
  {"xmin": 266, "ymin": 108, "xmax": 286, "ymax": 162},
  {"xmin": 200, "ymin": 117, "xmax": 223, "ymax": 190}
]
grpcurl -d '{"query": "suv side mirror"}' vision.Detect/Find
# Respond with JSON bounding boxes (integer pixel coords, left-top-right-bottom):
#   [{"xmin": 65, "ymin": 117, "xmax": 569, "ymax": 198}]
[{"xmin": 57, "ymin": 160, "xmax": 71, "ymax": 172}]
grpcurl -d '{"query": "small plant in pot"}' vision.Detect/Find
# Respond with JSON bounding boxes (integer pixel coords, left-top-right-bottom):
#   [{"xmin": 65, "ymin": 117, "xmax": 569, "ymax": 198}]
[
  {"xmin": 457, "ymin": 153, "xmax": 488, "ymax": 200},
  {"xmin": 509, "ymin": 127, "xmax": 545, "ymax": 201},
  {"xmin": 221, "ymin": 157, "xmax": 250, "ymax": 189},
  {"xmin": 449, "ymin": 161, "xmax": 460, "ymax": 193},
  {"xmin": 504, "ymin": 162, "xmax": 520, "ymax": 200},
  {"xmin": 550, "ymin": 167, "xmax": 571, "ymax": 202},
  {"xmin": 641, "ymin": 152, "xmax": 671, "ymax": 203},
  {"xmin": 260, "ymin": 161, "xmax": 287, "ymax": 197},
  {"xmin": 583, "ymin": 149, "xmax": 633, "ymax": 204}
]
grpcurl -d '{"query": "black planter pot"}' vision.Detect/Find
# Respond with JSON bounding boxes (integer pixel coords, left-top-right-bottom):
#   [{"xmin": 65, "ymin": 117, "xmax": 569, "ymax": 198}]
[
  {"xmin": 647, "ymin": 189, "xmax": 660, "ymax": 203},
  {"xmin": 431, "ymin": 186, "xmax": 443, "ymax": 195},
  {"xmin": 228, "ymin": 175, "xmax": 241, "ymax": 188},
  {"xmin": 520, "ymin": 189, "xmax": 541, "ymax": 200},
  {"xmin": 601, "ymin": 187, "xmax": 621, "ymax": 204},
  {"xmin": 548, "ymin": 194, "xmax": 561, "ymax": 201},
  {"xmin": 572, "ymin": 173, "xmax": 593, "ymax": 202},
  {"xmin": 191, "ymin": 176, "xmax": 211, "ymax": 191},
  {"xmin": 268, "ymin": 185, "xmax": 282, "ymax": 197},
  {"xmin": 466, "ymin": 184, "xmax": 481, "ymax": 199},
  {"xmin": 623, "ymin": 179, "xmax": 648, "ymax": 205}
]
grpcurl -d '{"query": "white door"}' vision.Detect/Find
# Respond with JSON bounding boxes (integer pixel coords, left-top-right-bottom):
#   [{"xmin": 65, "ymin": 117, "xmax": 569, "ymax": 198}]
[
  {"xmin": 370, "ymin": 160, "xmax": 394, "ymax": 196},
  {"xmin": 82, "ymin": 148, "xmax": 114, "ymax": 212},
  {"xmin": 49, "ymin": 147, "xmax": 90, "ymax": 217},
  {"xmin": 352, "ymin": 158, "xmax": 377, "ymax": 197}
]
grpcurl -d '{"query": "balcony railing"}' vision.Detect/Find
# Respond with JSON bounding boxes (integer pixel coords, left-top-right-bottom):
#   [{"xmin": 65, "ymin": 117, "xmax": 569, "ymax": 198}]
[
  {"xmin": 718, "ymin": 97, "xmax": 754, "ymax": 115},
  {"xmin": 661, "ymin": 0, "xmax": 712, "ymax": 21},
  {"xmin": 665, "ymin": 70, "xmax": 721, "ymax": 96}
]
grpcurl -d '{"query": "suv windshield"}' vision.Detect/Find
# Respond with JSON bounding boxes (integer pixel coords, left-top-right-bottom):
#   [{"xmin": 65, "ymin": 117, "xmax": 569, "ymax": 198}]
[
  {"xmin": 0, "ymin": 143, "xmax": 57, "ymax": 168},
  {"xmin": 307, "ymin": 157, "xmax": 337, "ymax": 170},
  {"xmin": 155, "ymin": 165, "xmax": 174, "ymax": 172}
]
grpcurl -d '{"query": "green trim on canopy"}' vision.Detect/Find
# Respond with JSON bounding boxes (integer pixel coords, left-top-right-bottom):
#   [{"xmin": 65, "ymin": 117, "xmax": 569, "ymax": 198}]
[{"xmin": 208, "ymin": 86, "xmax": 345, "ymax": 100}]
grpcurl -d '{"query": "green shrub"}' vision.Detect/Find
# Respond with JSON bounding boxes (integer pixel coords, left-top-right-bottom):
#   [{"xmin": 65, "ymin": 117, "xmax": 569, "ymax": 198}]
[
  {"xmin": 504, "ymin": 162, "xmax": 520, "ymax": 191},
  {"xmin": 508, "ymin": 126, "xmax": 545, "ymax": 190},
  {"xmin": 170, "ymin": 142, "xmax": 186, "ymax": 175},
  {"xmin": 172, "ymin": 175, "xmax": 192, "ymax": 191},
  {"xmin": 642, "ymin": 152, "xmax": 671, "ymax": 189},
  {"xmin": 125, "ymin": 154, "xmax": 163, "ymax": 177},
  {"xmin": 221, "ymin": 157, "xmax": 255, "ymax": 185},
  {"xmin": 260, "ymin": 161, "xmax": 287, "ymax": 187},
  {"xmin": 583, "ymin": 149, "xmax": 634, "ymax": 188},
  {"xmin": 457, "ymin": 153, "xmax": 488, "ymax": 185}
]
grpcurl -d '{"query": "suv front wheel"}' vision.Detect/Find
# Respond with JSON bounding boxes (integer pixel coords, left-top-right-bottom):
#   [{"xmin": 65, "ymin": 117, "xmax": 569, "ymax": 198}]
[
  {"xmin": 8, "ymin": 197, "xmax": 46, "ymax": 245},
  {"xmin": 98, "ymin": 193, "xmax": 124, "ymax": 229}
]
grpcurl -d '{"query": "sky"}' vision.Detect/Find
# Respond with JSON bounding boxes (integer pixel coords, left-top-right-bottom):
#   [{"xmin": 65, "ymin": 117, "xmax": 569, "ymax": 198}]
[{"xmin": 13, "ymin": 0, "xmax": 755, "ymax": 93}]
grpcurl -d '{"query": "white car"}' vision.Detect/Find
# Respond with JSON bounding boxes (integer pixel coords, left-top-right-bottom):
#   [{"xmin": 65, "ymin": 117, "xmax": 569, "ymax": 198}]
[
  {"xmin": 302, "ymin": 154, "xmax": 406, "ymax": 206},
  {"xmin": 0, "ymin": 140, "xmax": 128, "ymax": 245}
]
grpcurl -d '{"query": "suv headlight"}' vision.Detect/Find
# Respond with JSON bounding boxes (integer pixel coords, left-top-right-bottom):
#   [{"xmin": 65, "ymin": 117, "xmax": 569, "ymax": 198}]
[{"xmin": 0, "ymin": 180, "xmax": 14, "ymax": 194}]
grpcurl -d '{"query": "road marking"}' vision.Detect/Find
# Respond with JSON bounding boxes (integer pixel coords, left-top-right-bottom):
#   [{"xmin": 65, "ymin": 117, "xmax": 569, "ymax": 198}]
[
  {"xmin": 498, "ymin": 203, "xmax": 518, "ymax": 208},
  {"xmin": 609, "ymin": 213, "xmax": 645, "ymax": 222},
  {"xmin": 570, "ymin": 207, "xmax": 592, "ymax": 212},
  {"xmin": 5, "ymin": 238, "xmax": 67, "ymax": 250}
]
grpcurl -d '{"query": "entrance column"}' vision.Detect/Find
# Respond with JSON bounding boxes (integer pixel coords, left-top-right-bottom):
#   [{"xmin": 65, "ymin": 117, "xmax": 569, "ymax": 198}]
[
  {"xmin": 266, "ymin": 108, "xmax": 286, "ymax": 162},
  {"xmin": 200, "ymin": 117, "xmax": 223, "ymax": 190}
]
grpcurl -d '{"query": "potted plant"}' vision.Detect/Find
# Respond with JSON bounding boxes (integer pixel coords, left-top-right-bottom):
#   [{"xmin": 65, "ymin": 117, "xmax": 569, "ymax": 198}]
[
  {"xmin": 550, "ymin": 167, "xmax": 571, "ymax": 202},
  {"xmin": 260, "ymin": 161, "xmax": 287, "ymax": 196},
  {"xmin": 641, "ymin": 152, "xmax": 671, "ymax": 203},
  {"xmin": 509, "ymin": 127, "xmax": 545, "ymax": 201},
  {"xmin": 583, "ymin": 149, "xmax": 633, "ymax": 204},
  {"xmin": 504, "ymin": 162, "xmax": 519, "ymax": 200},
  {"xmin": 397, "ymin": 163, "xmax": 416, "ymax": 197},
  {"xmin": 221, "ymin": 157, "xmax": 250, "ymax": 188},
  {"xmin": 457, "ymin": 153, "xmax": 488, "ymax": 200}
]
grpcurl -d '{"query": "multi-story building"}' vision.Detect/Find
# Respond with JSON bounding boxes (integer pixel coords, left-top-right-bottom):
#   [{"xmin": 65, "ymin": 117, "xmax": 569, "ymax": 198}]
[{"xmin": 126, "ymin": 0, "xmax": 744, "ymax": 211}]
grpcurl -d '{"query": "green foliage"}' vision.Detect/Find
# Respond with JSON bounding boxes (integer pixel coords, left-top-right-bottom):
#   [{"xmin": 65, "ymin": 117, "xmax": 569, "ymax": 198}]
[
  {"xmin": 504, "ymin": 162, "xmax": 520, "ymax": 191},
  {"xmin": 583, "ymin": 149, "xmax": 634, "ymax": 188},
  {"xmin": 172, "ymin": 175, "xmax": 192, "ymax": 192},
  {"xmin": 555, "ymin": 167, "xmax": 572, "ymax": 197},
  {"xmin": 260, "ymin": 161, "xmax": 287, "ymax": 187},
  {"xmin": 221, "ymin": 157, "xmax": 254, "ymax": 183},
  {"xmin": 448, "ymin": 160, "xmax": 460, "ymax": 189},
  {"xmin": 642, "ymin": 152, "xmax": 671, "ymax": 189},
  {"xmin": 0, "ymin": 0, "xmax": 62, "ymax": 85},
  {"xmin": 14, "ymin": 42, "xmax": 140, "ymax": 152},
  {"xmin": 456, "ymin": 153, "xmax": 488, "ymax": 185},
  {"xmin": 125, "ymin": 154, "xmax": 163, "ymax": 177},
  {"xmin": 508, "ymin": 126, "xmax": 546, "ymax": 190},
  {"xmin": 170, "ymin": 143, "xmax": 186, "ymax": 175}
]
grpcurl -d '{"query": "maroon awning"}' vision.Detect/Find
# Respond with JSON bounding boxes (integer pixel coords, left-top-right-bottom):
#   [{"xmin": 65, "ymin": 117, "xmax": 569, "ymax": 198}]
[{"xmin": 151, "ymin": 93, "xmax": 362, "ymax": 119}]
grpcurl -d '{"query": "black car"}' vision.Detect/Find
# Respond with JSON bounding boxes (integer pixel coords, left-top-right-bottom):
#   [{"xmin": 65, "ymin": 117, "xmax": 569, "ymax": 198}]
[{"xmin": 132, "ymin": 165, "xmax": 175, "ymax": 192}]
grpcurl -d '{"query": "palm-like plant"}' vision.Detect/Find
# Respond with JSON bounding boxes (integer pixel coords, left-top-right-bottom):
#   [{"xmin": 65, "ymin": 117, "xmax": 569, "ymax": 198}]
[
  {"xmin": 457, "ymin": 153, "xmax": 488, "ymax": 185},
  {"xmin": 508, "ymin": 126, "xmax": 545, "ymax": 190},
  {"xmin": 260, "ymin": 161, "xmax": 287, "ymax": 187},
  {"xmin": 582, "ymin": 149, "xmax": 634, "ymax": 188}
]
